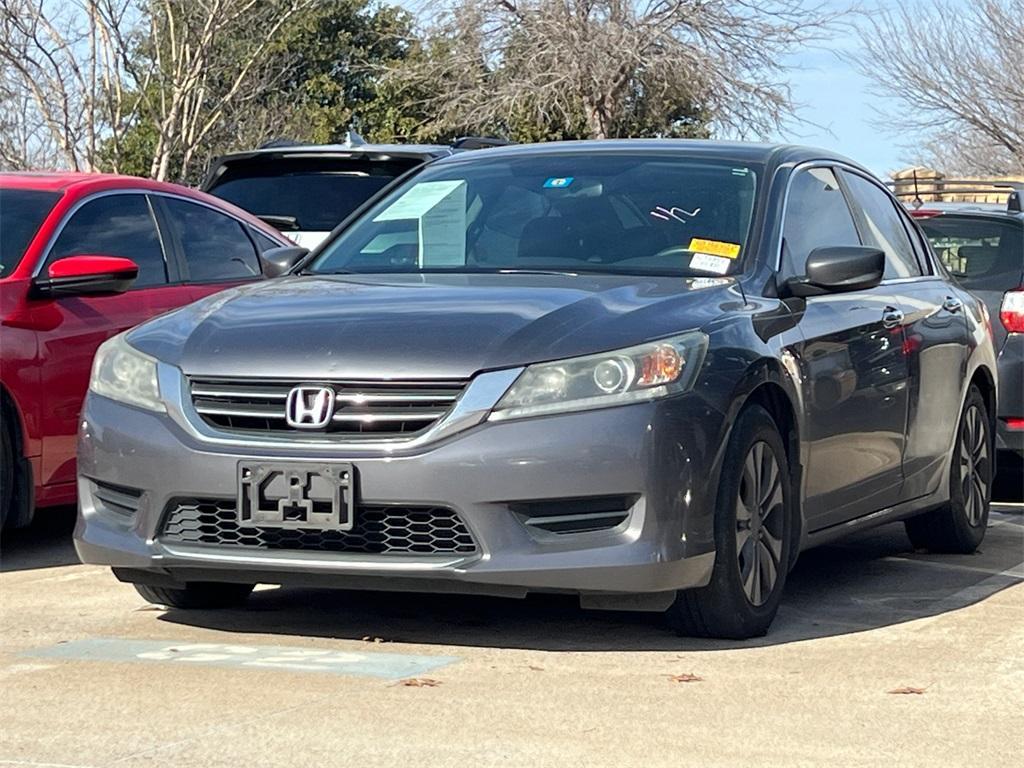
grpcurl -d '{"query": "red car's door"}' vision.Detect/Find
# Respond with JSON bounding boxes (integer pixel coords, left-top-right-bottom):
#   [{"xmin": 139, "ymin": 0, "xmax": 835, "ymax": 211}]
[{"xmin": 35, "ymin": 192, "xmax": 191, "ymax": 491}]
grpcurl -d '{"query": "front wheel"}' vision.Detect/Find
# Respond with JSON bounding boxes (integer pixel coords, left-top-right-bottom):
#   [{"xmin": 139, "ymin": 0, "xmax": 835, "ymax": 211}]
[
  {"xmin": 904, "ymin": 385, "xmax": 992, "ymax": 554},
  {"xmin": 666, "ymin": 404, "xmax": 794, "ymax": 639}
]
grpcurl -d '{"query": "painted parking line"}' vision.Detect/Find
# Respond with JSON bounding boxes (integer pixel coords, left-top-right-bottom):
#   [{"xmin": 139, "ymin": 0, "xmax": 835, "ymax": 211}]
[{"xmin": 22, "ymin": 639, "xmax": 458, "ymax": 679}]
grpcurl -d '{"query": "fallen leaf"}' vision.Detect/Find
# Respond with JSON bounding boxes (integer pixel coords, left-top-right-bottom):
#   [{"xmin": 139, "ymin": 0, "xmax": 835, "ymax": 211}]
[
  {"xmin": 669, "ymin": 673, "xmax": 703, "ymax": 683},
  {"xmin": 400, "ymin": 677, "xmax": 441, "ymax": 687},
  {"xmin": 888, "ymin": 686, "xmax": 926, "ymax": 695}
]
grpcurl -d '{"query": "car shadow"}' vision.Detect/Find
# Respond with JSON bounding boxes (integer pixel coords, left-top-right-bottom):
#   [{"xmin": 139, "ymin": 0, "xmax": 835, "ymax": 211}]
[
  {"xmin": 155, "ymin": 508, "xmax": 1024, "ymax": 651},
  {"xmin": 0, "ymin": 505, "xmax": 79, "ymax": 572}
]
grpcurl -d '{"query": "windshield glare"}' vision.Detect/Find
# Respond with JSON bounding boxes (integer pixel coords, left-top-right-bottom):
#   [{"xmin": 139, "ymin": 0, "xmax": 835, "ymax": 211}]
[{"xmin": 308, "ymin": 154, "xmax": 759, "ymax": 277}]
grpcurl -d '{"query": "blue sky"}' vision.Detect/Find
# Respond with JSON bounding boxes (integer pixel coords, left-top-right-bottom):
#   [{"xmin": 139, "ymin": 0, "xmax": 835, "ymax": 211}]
[{"xmin": 764, "ymin": 1, "xmax": 914, "ymax": 177}]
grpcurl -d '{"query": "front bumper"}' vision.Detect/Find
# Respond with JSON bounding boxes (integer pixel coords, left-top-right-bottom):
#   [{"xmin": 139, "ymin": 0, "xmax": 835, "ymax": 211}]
[{"xmin": 75, "ymin": 391, "xmax": 724, "ymax": 604}]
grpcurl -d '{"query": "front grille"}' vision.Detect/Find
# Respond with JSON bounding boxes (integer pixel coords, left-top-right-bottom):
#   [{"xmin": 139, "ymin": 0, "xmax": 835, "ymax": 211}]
[
  {"xmin": 159, "ymin": 498, "xmax": 477, "ymax": 555},
  {"xmin": 188, "ymin": 377, "xmax": 467, "ymax": 438}
]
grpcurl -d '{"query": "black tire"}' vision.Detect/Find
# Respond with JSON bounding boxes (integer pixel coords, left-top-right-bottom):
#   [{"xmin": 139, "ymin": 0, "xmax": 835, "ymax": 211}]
[
  {"xmin": 666, "ymin": 404, "xmax": 794, "ymax": 639},
  {"xmin": 904, "ymin": 385, "xmax": 991, "ymax": 554},
  {"xmin": 0, "ymin": 422, "xmax": 14, "ymax": 530},
  {"xmin": 133, "ymin": 582, "xmax": 255, "ymax": 609}
]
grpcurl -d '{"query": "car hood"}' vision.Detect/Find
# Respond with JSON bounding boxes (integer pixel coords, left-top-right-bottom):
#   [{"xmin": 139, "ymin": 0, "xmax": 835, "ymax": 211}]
[{"xmin": 128, "ymin": 273, "xmax": 745, "ymax": 379}]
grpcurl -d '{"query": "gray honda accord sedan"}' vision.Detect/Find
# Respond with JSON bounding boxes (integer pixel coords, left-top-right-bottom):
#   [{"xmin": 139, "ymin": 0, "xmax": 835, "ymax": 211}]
[{"xmin": 75, "ymin": 140, "xmax": 998, "ymax": 638}]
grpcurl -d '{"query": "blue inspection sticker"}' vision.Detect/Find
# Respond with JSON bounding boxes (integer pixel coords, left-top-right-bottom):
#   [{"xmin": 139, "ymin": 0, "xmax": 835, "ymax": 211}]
[{"xmin": 543, "ymin": 176, "xmax": 574, "ymax": 189}]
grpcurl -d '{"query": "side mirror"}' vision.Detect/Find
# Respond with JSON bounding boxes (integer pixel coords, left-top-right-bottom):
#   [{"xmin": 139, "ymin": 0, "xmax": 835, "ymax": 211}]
[
  {"xmin": 785, "ymin": 246, "xmax": 885, "ymax": 298},
  {"xmin": 259, "ymin": 245, "xmax": 309, "ymax": 278},
  {"xmin": 31, "ymin": 255, "xmax": 139, "ymax": 298}
]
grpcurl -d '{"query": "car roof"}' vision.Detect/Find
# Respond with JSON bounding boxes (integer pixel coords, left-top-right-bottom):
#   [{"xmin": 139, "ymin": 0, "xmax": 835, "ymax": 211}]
[
  {"xmin": 428, "ymin": 138, "xmax": 869, "ymax": 174},
  {"xmin": 0, "ymin": 171, "xmax": 290, "ymax": 242}
]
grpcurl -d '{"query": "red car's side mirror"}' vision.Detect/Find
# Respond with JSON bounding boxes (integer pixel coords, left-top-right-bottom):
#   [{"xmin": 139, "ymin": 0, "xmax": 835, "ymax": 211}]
[{"xmin": 31, "ymin": 255, "xmax": 139, "ymax": 298}]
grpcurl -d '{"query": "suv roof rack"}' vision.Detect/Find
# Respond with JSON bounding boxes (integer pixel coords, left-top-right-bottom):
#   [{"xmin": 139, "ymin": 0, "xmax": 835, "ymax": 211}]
[{"xmin": 451, "ymin": 136, "xmax": 513, "ymax": 150}]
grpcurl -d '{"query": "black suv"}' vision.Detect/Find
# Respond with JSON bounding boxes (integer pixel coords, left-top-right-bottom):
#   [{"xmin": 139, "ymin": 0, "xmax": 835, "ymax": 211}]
[
  {"xmin": 202, "ymin": 133, "xmax": 506, "ymax": 250},
  {"xmin": 907, "ymin": 184, "xmax": 1023, "ymax": 464}
]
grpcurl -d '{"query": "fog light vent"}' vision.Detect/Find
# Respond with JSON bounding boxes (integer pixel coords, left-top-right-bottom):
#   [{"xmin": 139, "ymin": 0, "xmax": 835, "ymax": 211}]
[
  {"xmin": 92, "ymin": 480, "xmax": 143, "ymax": 517},
  {"xmin": 510, "ymin": 494, "xmax": 638, "ymax": 535}
]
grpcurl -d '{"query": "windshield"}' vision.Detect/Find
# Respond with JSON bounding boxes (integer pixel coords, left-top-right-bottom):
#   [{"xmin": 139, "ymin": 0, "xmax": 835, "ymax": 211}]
[
  {"xmin": 207, "ymin": 156, "xmax": 422, "ymax": 232},
  {"xmin": 308, "ymin": 154, "xmax": 759, "ymax": 277},
  {"xmin": 0, "ymin": 188, "xmax": 61, "ymax": 277},
  {"xmin": 918, "ymin": 215, "xmax": 1024, "ymax": 290}
]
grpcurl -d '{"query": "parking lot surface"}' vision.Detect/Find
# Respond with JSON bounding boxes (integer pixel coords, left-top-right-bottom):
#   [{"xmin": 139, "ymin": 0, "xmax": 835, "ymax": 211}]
[{"xmin": 2, "ymin": 500, "xmax": 1022, "ymax": 768}]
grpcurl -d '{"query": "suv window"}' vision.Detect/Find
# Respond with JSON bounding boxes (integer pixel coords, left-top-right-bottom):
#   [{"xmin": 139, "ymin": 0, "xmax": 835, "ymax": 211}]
[
  {"xmin": 162, "ymin": 198, "xmax": 262, "ymax": 282},
  {"xmin": 781, "ymin": 167, "xmax": 861, "ymax": 277},
  {"xmin": 47, "ymin": 194, "xmax": 168, "ymax": 287},
  {"xmin": 206, "ymin": 156, "xmax": 422, "ymax": 232},
  {"xmin": 841, "ymin": 171, "xmax": 922, "ymax": 279},
  {"xmin": 917, "ymin": 215, "xmax": 1024, "ymax": 290}
]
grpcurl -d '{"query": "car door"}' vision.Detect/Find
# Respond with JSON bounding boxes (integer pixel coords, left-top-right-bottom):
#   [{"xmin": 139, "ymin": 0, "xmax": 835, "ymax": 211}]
[
  {"xmin": 35, "ymin": 192, "xmax": 191, "ymax": 491},
  {"xmin": 152, "ymin": 195, "xmax": 267, "ymax": 303},
  {"xmin": 840, "ymin": 170, "xmax": 970, "ymax": 501},
  {"xmin": 781, "ymin": 166, "xmax": 909, "ymax": 531}
]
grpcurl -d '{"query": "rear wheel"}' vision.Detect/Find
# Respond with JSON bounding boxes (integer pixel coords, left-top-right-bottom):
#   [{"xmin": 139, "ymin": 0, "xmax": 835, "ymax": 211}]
[
  {"xmin": 133, "ymin": 582, "xmax": 255, "ymax": 609},
  {"xmin": 904, "ymin": 385, "xmax": 991, "ymax": 554},
  {"xmin": 666, "ymin": 404, "xmax": 793, "ymax": 639}
]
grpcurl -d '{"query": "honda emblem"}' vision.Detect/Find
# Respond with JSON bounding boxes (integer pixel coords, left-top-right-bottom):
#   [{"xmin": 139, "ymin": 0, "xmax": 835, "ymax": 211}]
[{"xmin": 285, "ymin": 386, "xmax": 336, "ymax": 429}]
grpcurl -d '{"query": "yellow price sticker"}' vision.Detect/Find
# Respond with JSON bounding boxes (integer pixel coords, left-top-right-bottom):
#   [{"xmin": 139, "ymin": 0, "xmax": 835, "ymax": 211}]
[{"xmin": 688, "ymin": 238, "xmax": 741, "ymax": 259}]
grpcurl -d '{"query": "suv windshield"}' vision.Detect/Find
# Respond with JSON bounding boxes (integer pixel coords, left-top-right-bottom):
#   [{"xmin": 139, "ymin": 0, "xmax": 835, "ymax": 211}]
[
  {"xmin": 0, "ymin": 188, "xmax": 61, "ymax": 277},
  {"xmin": 206, "ymin": 156, "xmax": 422, "ymax": 232},
  {"xmin": 918, "ymin": 215, "xmax": 1024, "ymax": 290},
  {"xmin": 308, "ymin": 154, "xmax": 759, "ymax": 277}
]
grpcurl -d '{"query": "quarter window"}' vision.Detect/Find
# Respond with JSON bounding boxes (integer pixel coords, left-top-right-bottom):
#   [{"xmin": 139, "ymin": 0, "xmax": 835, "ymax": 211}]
[
  {"xmin": 781, "ymin": 167, "xmax": 861, "ymax": 277},
  {"xmin": 46, "ymin": 194, "xmax": 168, "ymax": 287},
  {"xmin": 162, "ymin": 198, "xmax": 262, "ymax": 281},
  {"xmin": 840, "ymin": 171, "xmax": 922, "ymax": 279}
]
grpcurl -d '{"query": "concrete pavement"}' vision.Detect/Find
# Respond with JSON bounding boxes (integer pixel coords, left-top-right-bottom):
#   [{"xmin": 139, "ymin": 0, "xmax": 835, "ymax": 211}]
[{"xmin": 1, "ymin": 503, "xmax": 1022, "ymax": 768}]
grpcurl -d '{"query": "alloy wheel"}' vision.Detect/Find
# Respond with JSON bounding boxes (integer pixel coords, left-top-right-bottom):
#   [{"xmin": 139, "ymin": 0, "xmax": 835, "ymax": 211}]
[
  {"xmin": 735, "ymin": 441, "xmax": 785, "ymax": 606},
  {"xmin": 960, "ymin": 404, "xmax": 990, "ymax": 526}
]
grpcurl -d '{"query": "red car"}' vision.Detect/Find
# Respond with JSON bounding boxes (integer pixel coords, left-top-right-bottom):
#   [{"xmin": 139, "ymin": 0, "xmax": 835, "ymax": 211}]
[{"xmin": 0, "ymin": 173, "xmax": 293, "ymax": 527}]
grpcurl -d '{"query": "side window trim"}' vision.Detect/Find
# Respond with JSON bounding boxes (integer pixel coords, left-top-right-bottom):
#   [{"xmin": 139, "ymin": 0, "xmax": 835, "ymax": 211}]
[
  {"xmin": 39, "ymin": 190, "xmax": 174, "ymax": 289},
  {"xmin": 147, "ymin": 194, "xmax": 187, "ymax": 283}
]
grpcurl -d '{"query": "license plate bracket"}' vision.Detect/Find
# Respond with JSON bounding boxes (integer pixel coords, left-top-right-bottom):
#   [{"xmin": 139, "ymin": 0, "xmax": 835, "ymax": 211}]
[{"xmin": 238, "ymin": 462, "xmax": 354, "ymax": 531}]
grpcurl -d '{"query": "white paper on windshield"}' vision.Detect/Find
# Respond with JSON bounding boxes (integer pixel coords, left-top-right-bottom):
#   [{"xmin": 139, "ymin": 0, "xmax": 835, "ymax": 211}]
[{"xmin": 373, "ymin": 180, "xmax": 467, "ymax": 267}]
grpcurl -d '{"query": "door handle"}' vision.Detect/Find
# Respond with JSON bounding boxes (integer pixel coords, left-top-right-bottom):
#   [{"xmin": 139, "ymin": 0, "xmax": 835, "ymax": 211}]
[
  {"xmin": 881, "ymin": 306, "xmax": 904, "ymax": 329},
  {"xmin": 942, "ymin": 296, "xmax": 963, "ymax": 313}
]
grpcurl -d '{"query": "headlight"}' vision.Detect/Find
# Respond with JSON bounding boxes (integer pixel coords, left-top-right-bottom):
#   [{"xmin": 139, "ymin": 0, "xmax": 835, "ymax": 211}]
[
  {"xmin": 89, "ymin": 333, "xmax": 165, "ymax": 413},
  {"xmin": 489, "ymin": 332, "xmax": 707, "ymax": 421}
]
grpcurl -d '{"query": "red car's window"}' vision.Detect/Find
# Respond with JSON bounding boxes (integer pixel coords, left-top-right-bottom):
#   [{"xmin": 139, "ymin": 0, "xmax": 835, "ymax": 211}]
[
  {"xmin": 0, "ymin": 188, "xmax": 61, "ymax": 277},
  {"xmin": 47, "ymin": 194, "xmax": 169, "ymax": 287},
  {"xmin": 161, "ymin": 198, "xmax": 262, "ymax": 282}
]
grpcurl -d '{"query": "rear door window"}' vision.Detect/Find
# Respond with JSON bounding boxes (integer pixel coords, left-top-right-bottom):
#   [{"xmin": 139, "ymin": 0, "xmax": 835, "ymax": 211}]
[
  {"xmin": 46, "ymin": 194, "xmax": 169, "ymax": 287},
  {"xmin": 917, "ymin": 215, "xmax": 1024, "ymax": 290},
  {"xmin": 0, "ymin": 188, "xmax": 60, "ymax": 277},
  {"xmin": 840, "ymin": 171, "xmax": 922, "ymax": 279},
  {"xmin": 161, "ymin": 198, "xmax": 262, "ymax": 282},
  {"xmin": 781, "ymin": 167, "xmax": 861, "ymax": 277},
  {"xmin": 205, "ymin": 156, "xmax": 423, "ymax": 232}
]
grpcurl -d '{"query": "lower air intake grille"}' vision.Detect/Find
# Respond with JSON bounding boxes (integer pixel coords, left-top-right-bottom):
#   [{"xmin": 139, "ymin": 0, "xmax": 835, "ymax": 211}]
[{"xmin": 160, "ymin": 498, "xmax": 477, "ymax": 555}]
